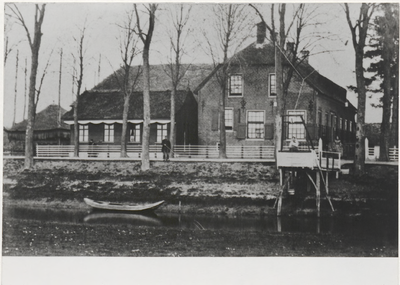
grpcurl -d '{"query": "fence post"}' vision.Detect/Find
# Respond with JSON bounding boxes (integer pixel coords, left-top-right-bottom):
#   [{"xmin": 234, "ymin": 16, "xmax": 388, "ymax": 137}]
[
  {"xmin": 365, "ymin": 138, "xmax": 369, "ymax": 160},
  {"xmin": 241, "ymin": 145, "xmax": 244, "ymax": 159},
  {"xmin": 318, "ymin": 138, "xmax": 323, "ymax": 165},
  {"xmin": 374, "ymin": 145, "xmax": 380, "ymax": 160}
]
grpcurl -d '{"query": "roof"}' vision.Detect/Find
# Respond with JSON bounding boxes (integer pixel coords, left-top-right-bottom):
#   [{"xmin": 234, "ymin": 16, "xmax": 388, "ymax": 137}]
[
  {"xmin": 6, "ymin": 104, "xmax": 69, "ymax": 132},
  {"xmin": 94, "ymin": 64, "xmax": 214, "ymax": 92},
  {"xmin": 296, "ymin": 61, "xmax": 347, "ymax": 103},
  {"xmin": 197, "ymin": 41, "xmax": 348, "ymax": 104},
  {"xmin": 62, "ymin": 90, "xmax": 193, "ymax": 121},
  {"xmin": 229, "ymin": 42, "xmax": 275, "ymax": 65}
]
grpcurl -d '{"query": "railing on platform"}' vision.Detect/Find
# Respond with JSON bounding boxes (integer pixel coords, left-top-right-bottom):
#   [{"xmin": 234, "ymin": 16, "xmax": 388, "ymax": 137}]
[
  {"xmin": 318, "ymin": 150, "xmax": 341, "ymax": 170},
  {"xmin": 35, "ymin": 144, "xmax": 275, "ymax": 160}
]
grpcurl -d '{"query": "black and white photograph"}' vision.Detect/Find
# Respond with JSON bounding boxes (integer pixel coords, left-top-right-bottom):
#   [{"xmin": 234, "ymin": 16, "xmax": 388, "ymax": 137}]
[{"xmin": 2, "ymin": 2, "xmax": 398, "ymax": 284}]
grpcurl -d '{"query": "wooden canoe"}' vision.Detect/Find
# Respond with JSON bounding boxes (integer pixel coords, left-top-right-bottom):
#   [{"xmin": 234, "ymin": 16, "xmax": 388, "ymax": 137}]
[{"xmin": 83, "ymin": 198, "xmax": 165, "ymax": 212}]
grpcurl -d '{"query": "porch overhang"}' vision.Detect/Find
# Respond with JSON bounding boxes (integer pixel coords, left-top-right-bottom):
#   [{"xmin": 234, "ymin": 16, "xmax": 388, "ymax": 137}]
[{"xmin": 63, "ymin": 119, "xmax": 171, "ymax": 125}]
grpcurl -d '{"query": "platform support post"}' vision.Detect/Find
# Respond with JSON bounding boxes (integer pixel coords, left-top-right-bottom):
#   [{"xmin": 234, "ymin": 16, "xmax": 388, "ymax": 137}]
[
  {"xmin": 316, "ymin": 171, "xmax": 321, "ymax": 217},
  {"xmin": 325, "ymin": 171, "xmax": 329, "ymax": 195},
  {"xmin": 277, "ymin": 194, "xmax": 282, "ymax": 216}
]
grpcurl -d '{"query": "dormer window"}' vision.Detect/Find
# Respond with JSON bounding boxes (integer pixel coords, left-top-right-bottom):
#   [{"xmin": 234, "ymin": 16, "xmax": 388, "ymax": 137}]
[
  {"xmin": 229, "ymin": 74, "xmax": 242, "ymax": 96},
  {"xmin": 269, "ymin": 73, "xmax": 276, "ymax": 97}
]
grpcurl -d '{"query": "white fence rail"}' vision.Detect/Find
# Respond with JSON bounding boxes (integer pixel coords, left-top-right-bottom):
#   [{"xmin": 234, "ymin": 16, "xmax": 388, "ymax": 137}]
[
  {"xmin": 36, "ymin": 144, "xmax": 275, "ymax": 160},
  {"xmin": 366, "ymin": 146, "xmax": 398, "ymax": 161}
]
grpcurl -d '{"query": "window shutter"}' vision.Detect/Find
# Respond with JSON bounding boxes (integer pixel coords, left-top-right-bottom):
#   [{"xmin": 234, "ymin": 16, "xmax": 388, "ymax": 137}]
[
  {"xmin": 306, "ymin": 123, "xmax": 315, "ymax": 140},
  {"xmin": 234, "ymin": 109, "xmax": 240, "ymax": 131},
  {"xmin": 237, "ymin": 123, "xmax": 246, "ymax": 139},
  {"xmin": 265, "ymin": 123, "xmax": 274, "ymax": 140},
  {"xmin": 211, "ymin": 109, "xmax": 219, "ymax": 131}
]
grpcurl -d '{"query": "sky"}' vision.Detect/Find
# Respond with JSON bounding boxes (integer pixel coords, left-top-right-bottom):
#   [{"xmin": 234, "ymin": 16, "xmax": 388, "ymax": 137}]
[{"xmin": 2, "ymin": 2, "xmax": 385, "ymax": 129}]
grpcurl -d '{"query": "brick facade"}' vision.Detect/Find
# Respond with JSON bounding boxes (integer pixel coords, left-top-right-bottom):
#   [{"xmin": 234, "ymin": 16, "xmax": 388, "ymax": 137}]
[{"xmin": 195, "ymin": 42, "xmax": 356, "ymax": 150}]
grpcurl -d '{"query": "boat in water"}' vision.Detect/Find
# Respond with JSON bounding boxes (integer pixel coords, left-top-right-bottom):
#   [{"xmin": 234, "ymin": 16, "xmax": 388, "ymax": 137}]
[{"xmin": 83, "ymin": 198, "xmax": 165, "ymax": 212}]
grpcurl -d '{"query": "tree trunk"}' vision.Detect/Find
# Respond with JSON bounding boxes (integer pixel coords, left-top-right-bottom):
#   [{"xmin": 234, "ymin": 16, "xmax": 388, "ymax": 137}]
[
  {"xmin": 23, "ymin": 57, "xmax": 27, "ymax": 120},
  {"xmin": 121, "ymin": 94, "xmax": 130, "ymax": 157},
  {"xmin": 13, "ymin": 50, "xmax": 19, "ymax": 128},
  {"xmin": 379, "ymin": 23, "xmax": 392, "ymax": 161},
  {"xmin": 25, "ymin": 48, "xmax": 39, "ymax": 168},
  {"xmin": 24, "ymin": 5, "xmax": 46, "ymax": 169},
  {"xmin": 390, "ymin": 73, "xmax": 398, "ymax": 147},
  {"xmin": 73, "ymin": 100, "xmax": 79, "ymax": 157},
  {"xmin": 141, "ymin": 47, "xmax": 151, "ymax": 171},
  {"xmin": 354, "ymin": 49, "xmax": 366, "ymax": 174},
  {"xmin": 274, "ymin": 40, "xmax": 284, "ymax": 165},
  {"xmin": 170, "ymin": 87, "xmax": 176, "ymax": 154},
  {"xmin": 219, "ymin": 72, "xmax": 227, "ymax": 159}
]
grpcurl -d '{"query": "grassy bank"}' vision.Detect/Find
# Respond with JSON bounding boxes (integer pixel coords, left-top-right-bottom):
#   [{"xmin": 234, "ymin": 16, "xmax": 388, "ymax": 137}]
[{"xmin": 2, "ymin": 159, "xmax": 398, "ymax": 217}]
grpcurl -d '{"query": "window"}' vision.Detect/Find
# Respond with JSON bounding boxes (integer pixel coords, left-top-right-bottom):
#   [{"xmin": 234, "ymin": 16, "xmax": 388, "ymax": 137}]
[
  {"xmin": 229, "ymin": 74, "xmax": 242, "ymax": 96},
  {"xmin": 325, "ymin": 112, "xmax": 329, "ymax": 126},
  {"xmin": 79, "ymin": 125, "xmax": 89, "ymax": 142},
  {"xmin": 225, "ymin": 108, "xmax": 233, "ymax": 131},
  {"xmin": 349, "ymin": 121, "xmax": 353, "ymax": 132},
  {"xmin": 344, "ymin": 119, "xmax": 348, "ymax": 131},
  {"xmin": 269, "ymin": 73, "xmax": 276, "ymax": 96},
  {"xmin": 104, "ymin": 124, "xmax": 114, "ymax": 142},
  {"xmin": 130, "ymin": 124, "xmax": 141, "ymax": 143},
  {"xmin": 157, "ymin": 124, "xmax": 168, "ymax": 143},
  {"xmin": 247, "ymin": 111, "xmax": 264, "ymax": 139},
  {"xmin": 339, "ymin": 118, "xmax": 343, "ymax": 130},
  {"xmin": 318, "ymin": 110, "xmax": 322, "ymax": 126},
  {"xmin": 287, "ymin": 110, "xmax": 306, "ymax": 139}
]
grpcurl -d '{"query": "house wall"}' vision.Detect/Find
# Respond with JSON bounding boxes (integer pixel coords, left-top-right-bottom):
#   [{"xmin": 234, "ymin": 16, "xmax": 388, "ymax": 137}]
[
  {"xmin": 198, "ymin": 64, "xmax": 278, "ymax": 146},
  {"xmin": 197, "ymin": 63, "xmax": 356, "ymax": 148}
]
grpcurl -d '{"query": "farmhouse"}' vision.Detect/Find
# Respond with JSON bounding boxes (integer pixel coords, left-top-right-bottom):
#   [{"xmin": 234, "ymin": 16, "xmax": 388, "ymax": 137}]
[
  {"xmin": 62, "ymin": 89, "xmax": 197, "ymax": 146},
  {"xmin": 61, "ymin": 22, "xmax": 355, "ymax": 157},
  {"xmin": 4, "ymin": 104, "xmax": 70, "ymax": 155},
  {"xmin": 61, "ymin": 64, "xmax": 211, "ymax": 147},
  {"xmin": 194, "ymin": 22, "xmax": 356, "ymax": 153}
]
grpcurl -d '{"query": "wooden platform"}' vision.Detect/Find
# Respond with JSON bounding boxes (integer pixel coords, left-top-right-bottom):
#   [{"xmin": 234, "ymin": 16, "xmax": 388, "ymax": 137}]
[{"xmin": 276, "ymin": 151, "xmax": 319, "ymax": 169}]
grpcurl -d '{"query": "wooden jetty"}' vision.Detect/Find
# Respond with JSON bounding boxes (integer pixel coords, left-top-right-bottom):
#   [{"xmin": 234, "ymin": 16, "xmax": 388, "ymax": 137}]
[{"xmin": 275, "ymin": 115, "xmax": 340, "ymax": 217}]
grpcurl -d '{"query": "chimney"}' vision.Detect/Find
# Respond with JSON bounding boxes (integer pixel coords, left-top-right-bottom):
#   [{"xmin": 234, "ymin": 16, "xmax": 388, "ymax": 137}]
[
  {"xmin": 301, "ymin": 50, "xmax": 310, "ymax": 63},
  {"xmin": 256, "ymin": 21, "xmax": 266, "ymax": 44},
  {"xmin": 286, "ymin": 42, "xmax": 295, "ymax": 52}
]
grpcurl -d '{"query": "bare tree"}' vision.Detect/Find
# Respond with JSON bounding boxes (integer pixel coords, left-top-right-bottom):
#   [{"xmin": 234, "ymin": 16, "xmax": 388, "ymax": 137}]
[
  {"xmin": 23, "ymin": 57, "xmax": 27, "ymax": 120},
  {"xmin": 4, "ymin": 13, "xmax": 21, "ymax": 66},
  {"xmin": 71, "ymin": 23, "xmax": 87, "ymax": 157},
  {"xmin": 163, "ymin": 4, "xmax": 192, "ymax": 154},
  {"xmin": 204, "ymin": 4, "xmax": 252, "ymax": 158},
  {"xmin": 344, "ymin": 3, "xmax": 376, "ymax": 174},
  {"xmin": 134, "ymin": 4, "xmax": 158, "ymax": 171},
  {"xmin": 115, "ymin": 8, "xmax": 141, "ymax": 158},
  {"xmin": 8, "ymin": 3, "xmax": 46, "ymax": 169},
  {"xmin": 13, "ymin": 49, "xmax": 19, "ymax": 127},
  {"xmin": 251, "ymin": 3, "xmax": 306, "ymax": 163}
]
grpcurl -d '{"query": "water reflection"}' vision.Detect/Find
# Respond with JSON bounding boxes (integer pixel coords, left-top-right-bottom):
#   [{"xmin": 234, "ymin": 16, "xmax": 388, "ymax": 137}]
[
  {"xmin": 2, "ymin": 205, "xmax": 397, "ymax": 240},
  {"xmin": 84, "ymin": 212, "xmax": 163, "ymax": 226}
]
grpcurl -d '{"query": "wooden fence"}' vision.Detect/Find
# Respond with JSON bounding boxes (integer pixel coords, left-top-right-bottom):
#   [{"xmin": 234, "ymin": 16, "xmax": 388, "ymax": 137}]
[
  {"xmin": 36, "ymin": 144, "xmax": 275, "ymax": 160},
  {"xmin": 365, "ymin": 138, "xmax": 398, "ymax": 161}
]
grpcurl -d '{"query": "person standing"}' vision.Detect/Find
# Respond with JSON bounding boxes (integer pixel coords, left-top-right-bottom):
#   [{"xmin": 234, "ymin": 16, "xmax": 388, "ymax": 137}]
[
  {"xmin": 289, "ymin": 136, "xmax": 299, "ymax": 152},
  {"xmin": 162, "ymin": 136, "xmax": 171, "ymax": 161}
]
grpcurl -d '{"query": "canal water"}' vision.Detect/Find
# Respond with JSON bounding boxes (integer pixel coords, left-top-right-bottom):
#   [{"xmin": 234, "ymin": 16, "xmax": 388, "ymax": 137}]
[{"xmin": 3, "ymin": 205, "xmax": 397, "ymax": 239}]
